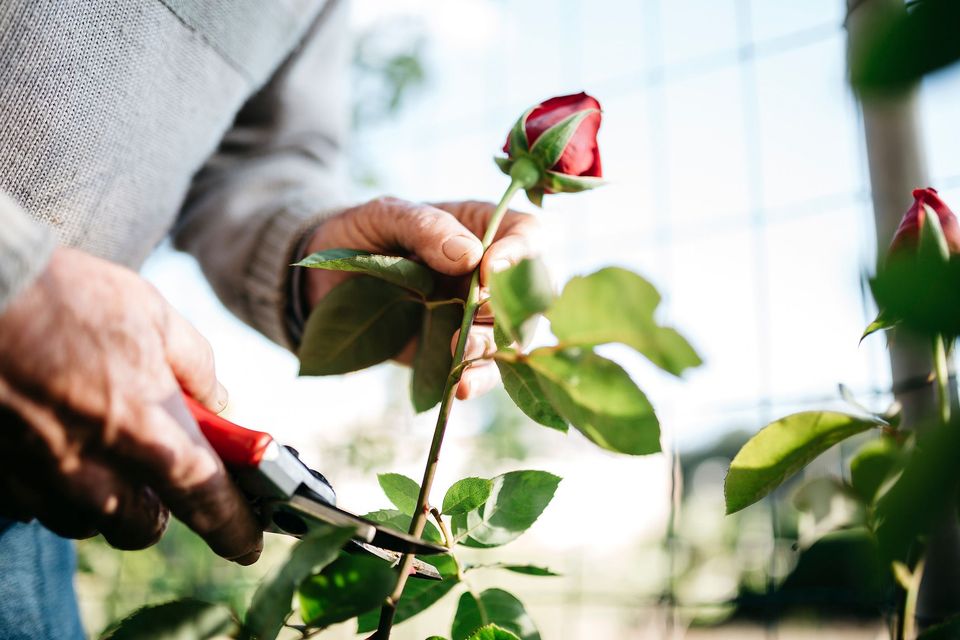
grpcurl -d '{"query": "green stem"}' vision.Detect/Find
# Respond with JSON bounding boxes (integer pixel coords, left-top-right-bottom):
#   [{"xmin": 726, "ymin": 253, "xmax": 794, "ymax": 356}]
[
  {"xmin": 374, "ymin": 179, "xmax": 525, "ymax": 638},
  {"xmin": 423, "ymin": 297, "xmax": 466, "ymax": 310},
  {"xmin": 903, "ymin": 559, "xmax": 925, "ymax": 640},
  {"xmin": 934, "ymin": 334, "xmax": 950, "ymax": 426},
  {"xmin": 430, "ymin": 508, "xmax": 453, "ymax": 550}
]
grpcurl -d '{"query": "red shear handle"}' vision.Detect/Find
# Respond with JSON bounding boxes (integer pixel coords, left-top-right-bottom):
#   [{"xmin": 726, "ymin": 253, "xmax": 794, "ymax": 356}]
[{"xmin": 183, "ymin": 394, "xmax": 274, "ymax": 469}]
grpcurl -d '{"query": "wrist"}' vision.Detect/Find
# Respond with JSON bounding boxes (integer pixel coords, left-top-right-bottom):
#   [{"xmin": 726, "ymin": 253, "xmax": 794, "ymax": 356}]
[
  {"xmin": 298, "ymin": 215, "xmax": 352, "ymax": 309},
  {"xmin": 0, "ymin": 193, "xmax": 57, "ymax": 316}
]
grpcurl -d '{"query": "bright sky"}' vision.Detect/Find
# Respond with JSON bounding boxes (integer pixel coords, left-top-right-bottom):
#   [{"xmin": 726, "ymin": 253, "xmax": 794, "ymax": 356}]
[{"xmin": 144, "ymin": 0, "xmax": 960, "ymax": 563}]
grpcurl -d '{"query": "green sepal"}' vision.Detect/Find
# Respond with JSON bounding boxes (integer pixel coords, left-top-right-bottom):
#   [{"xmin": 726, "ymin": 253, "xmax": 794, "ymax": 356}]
[
  {"xmin": 919, "ymin": 203, "xmax": 950, "ymax": 263},
  {"xmin": 494, "ymin": 156, "xmax": 513, "ymax": 176},
  {"xmin": 861, "ymin": 309, "xmax": 898, "ymax": 343},
  {"xmin": 508, "ymin": 107, "xmax": 534, "ymax": 155},
  {"xmin": 525, "ymin": 189, "xmax": 543, "ymax": 208},
  {"xmin": 542, "ymin": 171, "xmax": 605, "ymax": 194},
  {"xmin": 528, "ymin": 109, "xmax": 598, "ymax": 171}
]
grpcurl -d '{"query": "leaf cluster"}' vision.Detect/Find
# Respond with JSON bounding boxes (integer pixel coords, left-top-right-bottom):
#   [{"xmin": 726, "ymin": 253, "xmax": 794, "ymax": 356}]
[
  {"xmin": 492, "ymin": 261, "xmax": 700, "ymax": 456},
  {"xmin": 101, "ymin": 524, "xmax": 369, "ymax": 640},
  {"xmin": 724, "ymin": 393, "xmax": 960, "ymax": 586},
  {"xmin": 849, "ymin": 0, "xmax": 960, "ymax": 94},
  {"xmin": 295, "ymin": 249, "xmax": 464, "ymax": 412},
  {"xmin": 297, "ymin": 251, "xmax": 701, "ymax": 458},
  {"xmin": 354, "ymin": 470, "xmax": 561, "ymax": 638}
]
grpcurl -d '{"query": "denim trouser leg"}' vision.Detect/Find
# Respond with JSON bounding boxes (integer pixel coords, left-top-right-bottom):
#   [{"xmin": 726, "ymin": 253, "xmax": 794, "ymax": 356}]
[{"xmin": 0, "ymin": 519, "xmax": 85, "ymax": 640}]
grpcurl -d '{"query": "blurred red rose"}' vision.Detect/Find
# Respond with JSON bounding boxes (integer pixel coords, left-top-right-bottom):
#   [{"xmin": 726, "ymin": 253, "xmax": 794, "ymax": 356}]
[{"xmin": 889, "ymin": 187, "xmax": 960, "ymax": 256}]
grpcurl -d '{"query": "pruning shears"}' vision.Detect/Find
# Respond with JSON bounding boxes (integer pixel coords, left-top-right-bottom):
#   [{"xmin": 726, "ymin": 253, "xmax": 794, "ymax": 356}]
[{"xmin": 184, "ymin": 394, "xmax": 445, "ymax": 580}]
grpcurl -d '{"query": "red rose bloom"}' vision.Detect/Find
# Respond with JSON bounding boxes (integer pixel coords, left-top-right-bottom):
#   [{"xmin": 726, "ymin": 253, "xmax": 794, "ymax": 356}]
[
  {"xmin": 889, "ymin": 187, "xmax": 960, "ymax": 257},
  {"xmin": 503, "ymin": 92, "xmax": 602, "ymax": 178}
]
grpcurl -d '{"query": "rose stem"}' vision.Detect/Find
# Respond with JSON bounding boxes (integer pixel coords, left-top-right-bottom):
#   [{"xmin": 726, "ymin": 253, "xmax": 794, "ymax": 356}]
[
  {"xmin": 374, "ymin": 178, "xmax": 524, "ymax": 638},
  {"xmin": 933, "ymin": 333, "xmax": 951, "ymax": 426}
]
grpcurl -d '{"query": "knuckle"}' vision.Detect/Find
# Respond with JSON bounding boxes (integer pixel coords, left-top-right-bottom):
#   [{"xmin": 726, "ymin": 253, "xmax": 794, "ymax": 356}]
[
  {"xmin": 409, "ymin": 208, "xmax": 448, "ymax": 237},
  {"xmin": 370, "ymin": 195, "xmax": 402, "ymax": 210}
]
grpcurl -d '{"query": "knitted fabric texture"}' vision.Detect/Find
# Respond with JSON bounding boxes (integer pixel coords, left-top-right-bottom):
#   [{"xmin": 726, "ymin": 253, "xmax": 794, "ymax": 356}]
[{"xmin": 0, "ymin": 0, "xmax": 349, "ymax": 348}]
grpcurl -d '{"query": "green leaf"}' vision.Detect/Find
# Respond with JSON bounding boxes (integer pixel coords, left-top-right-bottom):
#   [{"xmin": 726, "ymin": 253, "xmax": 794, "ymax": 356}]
[
  {"xmin": 442, "ymin": 477, "xmax": 493, "ymax": 515},
  {"xmin": 294, "ymin": 248, "xmax": 434, "ymax": 296},
  {"xmin": 494, "ymin": 156, "xmax": 513, "ymax": 176},
  {"xmin": 861, "ymin": 309, "xmax": 897, "ymax": 342},
  {"xmin": 299, "ymin": 276, "xmax": 423, "ymax": 376},
  {"xmin": 724, "ymin": 411, "xmax": 881, "ymax": 515},
  {"xmin": 873, "ymin": 421, "xmax": 960, "ymax": 563},
  {"xmin": 362, "ymin": 509, "xmax": 441, "ymax": 543},
  {"xmin": 528, "ymin": 110, "xmax": 598, "ymax": 170},
  {"xmin": 378, "ymin": 473, "xmax": 422, "ymax": 515},
  {"xmin": 849, "ymin": 436, "xmax": 903, "ymax": 503},
  {"xmin": 918, "ymin": 613, "xmax": 960, "ymax": 639},
  {"xmin": 412, "ymin": 302, "xmax": 463, "ymax": 412},
  {"xmin": 496, "ymin": 359, "xmax": 567, "ymax": 432},
  {"xmin": 452, "ymin": 470, "xmax": 560, "ymax": 548},
  {"xmin": 100, "ymin": 599, "xmax": 237, "ymax": 640},
  {"xmin": 850, "ymin": 0, "xmax": 960, "ymax": 92},
  {"xmin": 466, "ymin": 564, "xmax": 560, "ymax": 577},
  {"xmin": 452, "ymin": 590, "xmax": 540, "ymax": 640},
  {"xmin": 546, "ymin": 267, "xmax": 701, "ymax": 376},
  {"xmin": 493, "ymin": 319, "xmax": 513, "ymax": 350},
  {"xmin": 489, "ymin": 259, "xmax": 553, "ymax": 345},
  {"xmin": 356, "ymin": 555, "xmax": 460, "ymax": 632},
  {"xmin": 527, "ymin": 349, "xmax": 660, "ymax": 455},
  {"xmin": 243, "ymin": 525, "xmax": 355, "ymax": 640},
  {"xmin": 542, "ymin": 171, "xmax": 605, "ymax": 193},
  {"xmin": 298, "ymin": 553, "xmax": 396, "ymax": 628},
  {"xmin": 467, "ymin": 626, "xmax": 521, "ymax": 640}
]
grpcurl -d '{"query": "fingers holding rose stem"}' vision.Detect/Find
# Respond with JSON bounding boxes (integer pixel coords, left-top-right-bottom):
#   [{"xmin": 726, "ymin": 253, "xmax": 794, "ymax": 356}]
[
  {"xmin": 374, "ymin": 178, "xmax": 526, "ymax": 638},
  {"xmin": 454, "ymin": 325, "xmax": 499, "ymax": 399}
]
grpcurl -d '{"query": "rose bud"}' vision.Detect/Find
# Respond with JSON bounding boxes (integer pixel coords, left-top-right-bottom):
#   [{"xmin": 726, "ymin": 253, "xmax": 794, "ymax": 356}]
[
  {"xmin": 495, "ymin": 92, "xmax": 604, "ymax": 206},
  {"xmin": 865, "ymin": 188, "xmax": 960, "ymax": 340},
  {"xmin": 888, "ymin": 187, "xmax": 960, "ymax": 260}
]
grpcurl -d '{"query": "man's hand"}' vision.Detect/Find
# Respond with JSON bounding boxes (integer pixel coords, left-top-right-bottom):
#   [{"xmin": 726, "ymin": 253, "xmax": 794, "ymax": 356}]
[
  {"xmin": 0, "ymin": 248, "xmax": 262, "ymax": 563},
  {"xmin": 304, "ymin": 197, "xmax": 540, "ymax": 399}
]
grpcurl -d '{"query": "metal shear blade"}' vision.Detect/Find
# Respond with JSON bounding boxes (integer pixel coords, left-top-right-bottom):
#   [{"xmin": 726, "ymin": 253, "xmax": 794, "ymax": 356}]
[{"xmin": 265, "ymin": 495, "xmax": 447, "ymax": 581}]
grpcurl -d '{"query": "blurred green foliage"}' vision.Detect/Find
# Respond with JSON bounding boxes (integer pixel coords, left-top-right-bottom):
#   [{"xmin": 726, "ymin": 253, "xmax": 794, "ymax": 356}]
[
  {"xmin": 77, "ymin": 520, "xmax": 292, "ymax": 636},
  {"xmin": 850, "ymin": 0, "xmax": 960, "ymax": 92}
]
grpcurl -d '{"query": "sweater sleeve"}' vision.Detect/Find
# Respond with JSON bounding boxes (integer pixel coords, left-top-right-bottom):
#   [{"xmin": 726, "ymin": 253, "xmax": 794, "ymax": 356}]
[
  {"xmin": 0, "ymin": 191, "xmax": 57, "ymax": 314},
  {"xmin": 172, "ymin": 0, "xmax": 350, "ymax": 350}
]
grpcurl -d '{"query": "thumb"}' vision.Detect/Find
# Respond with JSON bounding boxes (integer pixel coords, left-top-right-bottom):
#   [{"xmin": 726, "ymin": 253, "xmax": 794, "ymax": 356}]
[{"xmin": 344, "ymin": 197, "xmax": 484, "ymax": 276}]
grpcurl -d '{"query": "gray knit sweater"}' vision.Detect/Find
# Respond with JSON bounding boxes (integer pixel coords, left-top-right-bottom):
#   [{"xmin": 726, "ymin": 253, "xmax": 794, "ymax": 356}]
[{"xmin": 0, "ymin": 0, "xmax": 349, "ymax": 349}]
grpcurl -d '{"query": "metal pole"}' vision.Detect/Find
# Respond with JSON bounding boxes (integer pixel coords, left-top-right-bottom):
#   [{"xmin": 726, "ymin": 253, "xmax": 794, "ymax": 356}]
[{"xmin": 845, "ymin": 0, "xmax": 960, "ymax": 632}]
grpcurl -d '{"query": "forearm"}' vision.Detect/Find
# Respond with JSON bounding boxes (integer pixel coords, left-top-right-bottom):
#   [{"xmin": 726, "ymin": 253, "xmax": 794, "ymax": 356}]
[
  {"xmin": 173, "ymin": 154, "xmax": 347, "ymax": 349},
  {"xmin": 172, "ymin": 0, "xmax": 350, "ymax": 349}
]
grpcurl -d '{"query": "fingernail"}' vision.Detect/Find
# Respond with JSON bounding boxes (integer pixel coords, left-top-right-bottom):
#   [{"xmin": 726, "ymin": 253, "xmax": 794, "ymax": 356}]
[
  {"xmin": 490, "ymin": 259, "xmax": 512, "ymax": 274},
  {"xmin": 442, "ymin": 235, "xmax": 479, "ymax": 262},
  {"xmin": 234, "ymin": 548, "xmax": 262, "ymax": 566},
  {"xmin": 215, "ymin": 382, "xmax": 229, "ymax": 411}
]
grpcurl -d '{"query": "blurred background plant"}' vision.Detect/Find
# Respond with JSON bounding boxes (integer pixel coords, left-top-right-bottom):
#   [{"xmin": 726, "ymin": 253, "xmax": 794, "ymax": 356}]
[{"xmin": 78, "ymin": 1, "xmax": 960, "ymax": 638}]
